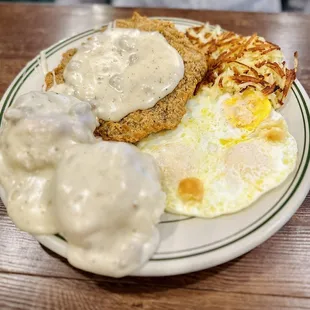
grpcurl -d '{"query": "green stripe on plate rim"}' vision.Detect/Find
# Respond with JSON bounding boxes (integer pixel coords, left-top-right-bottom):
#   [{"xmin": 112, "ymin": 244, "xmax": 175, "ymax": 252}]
[
  {"xmin": 0, "ymin": 17, "xmax": 204, "ymax": 118},
  {"xmin": 0, "ymin": 19, "xmax": 308, "ymax": 261},
  {"xmin": 153, "ymin": 84, "xmax": 309, "ymax": 259},
  {"xmin": 51, "ymin": 83, "xmax": 310, "ymax": 261}
]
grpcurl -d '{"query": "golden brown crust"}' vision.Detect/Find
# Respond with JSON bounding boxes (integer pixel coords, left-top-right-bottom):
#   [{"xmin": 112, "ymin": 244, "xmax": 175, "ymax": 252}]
[
  {"xmin": 186, "ymin": 26, "xmax": 297, "ymax": 108},
  {"xmin": 45, "ymin": 48, "xmax": 77, "ymax": 89},
  {"xmin": 45, "ymin": 12, "xmax": 207, "ymax": 143}
]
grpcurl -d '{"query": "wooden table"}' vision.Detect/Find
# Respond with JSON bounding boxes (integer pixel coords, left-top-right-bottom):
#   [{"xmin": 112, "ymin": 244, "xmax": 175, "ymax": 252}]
[{"xmin": 1, "ymin": 3, "xmax": 310, "ymax": 309}]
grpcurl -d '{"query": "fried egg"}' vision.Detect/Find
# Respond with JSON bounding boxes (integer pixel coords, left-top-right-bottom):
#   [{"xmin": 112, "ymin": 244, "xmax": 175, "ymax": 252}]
[{"xmin": 138, "ymin": 89, "xmax": 298, "ymax": 218}]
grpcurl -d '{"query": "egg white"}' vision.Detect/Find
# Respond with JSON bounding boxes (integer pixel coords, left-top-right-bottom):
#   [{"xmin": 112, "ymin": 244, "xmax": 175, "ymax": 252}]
[{"xmin": 138, "ymin": 89, "xmax": 298, "ymax": 218}]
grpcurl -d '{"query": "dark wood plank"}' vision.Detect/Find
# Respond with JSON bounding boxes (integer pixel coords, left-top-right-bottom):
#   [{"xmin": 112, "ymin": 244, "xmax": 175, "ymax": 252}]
[
  {"xmin": 1, "ymin": 4, "xmax": 310, "ymax": 96},
  {"xmin": 1, "ymin": 3, "xmax": 310, "ymax": 308},
  {"xmin": 1, "ymin": 273, "xmax": 310, "ymax": 310},
  {"xmin": 2, "ymin": 197, "xmax": 310, "ymax": 298}
]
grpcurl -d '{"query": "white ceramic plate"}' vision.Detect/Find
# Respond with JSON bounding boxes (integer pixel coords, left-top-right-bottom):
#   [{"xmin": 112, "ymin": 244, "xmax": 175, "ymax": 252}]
[{"xmin": 1, "ymin": 17, "xmax": 310, "ymax": 277}]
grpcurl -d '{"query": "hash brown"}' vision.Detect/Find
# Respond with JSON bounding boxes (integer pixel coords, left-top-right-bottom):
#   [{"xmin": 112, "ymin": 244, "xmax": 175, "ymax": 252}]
[{"xmin": 186, "ymin": 24, "xmax": 297, "ymax": 109}]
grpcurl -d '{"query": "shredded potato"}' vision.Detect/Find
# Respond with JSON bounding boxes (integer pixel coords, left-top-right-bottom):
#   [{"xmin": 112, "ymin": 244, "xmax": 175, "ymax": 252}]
[{"xmin": 186, "ymin": 24, "xmax": 298, "ymax": 108}]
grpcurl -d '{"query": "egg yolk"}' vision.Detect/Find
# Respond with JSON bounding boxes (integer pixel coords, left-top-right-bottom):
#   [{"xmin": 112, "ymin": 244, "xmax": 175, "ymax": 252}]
[
  {"xmin": 255, "ymin": 119, "xmax": 287, "ymax": 142},
  {"xmin": 178, "ymin": 177, "xmax": 204, "ymax": 203},
  {"xmin": 220, "ymin": 136, "xmax": 248, "ymax": 147},
  {"xmin": 224, "ymin": 91, "xmax": 271, "ymax": 131}
]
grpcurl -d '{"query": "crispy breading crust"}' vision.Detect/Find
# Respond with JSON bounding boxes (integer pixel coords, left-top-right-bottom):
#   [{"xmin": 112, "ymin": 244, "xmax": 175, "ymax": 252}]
[
  {"xmin": 45, "ymin": 12, "xmax": 207, "ymax": 143},
  {"xmin": 45, "ymin": 48, "xmax": 77, "ymax": 88}
]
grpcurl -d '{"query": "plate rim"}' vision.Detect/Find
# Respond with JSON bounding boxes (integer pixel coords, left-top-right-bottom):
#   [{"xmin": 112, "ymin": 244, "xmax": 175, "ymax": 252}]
[{"xmin": 1, "ymin": 17, "xmax": 310, "ymax": 277}]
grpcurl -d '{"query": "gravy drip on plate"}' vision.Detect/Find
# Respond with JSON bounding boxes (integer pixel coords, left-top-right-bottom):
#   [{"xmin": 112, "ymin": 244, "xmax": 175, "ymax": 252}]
[
  {"xmin": 0, "ymin": 91, "xmax": 166, "ymax": 277},
  {"xmin": 51, "ymin": 28, "xmax": 184, "ymax": 122}
]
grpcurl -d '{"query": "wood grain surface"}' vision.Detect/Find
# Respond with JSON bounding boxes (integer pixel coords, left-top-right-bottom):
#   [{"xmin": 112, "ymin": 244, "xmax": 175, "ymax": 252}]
[{"xmin": 1, "ymin": 3, "xmax": 310, "ymax": 309}]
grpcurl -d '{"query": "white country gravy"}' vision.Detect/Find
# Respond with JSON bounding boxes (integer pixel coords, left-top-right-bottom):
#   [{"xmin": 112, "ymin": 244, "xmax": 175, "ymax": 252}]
[
  {"xmin": 50, "ymin": 28, "xmax": 184, "ymax": 121},
  {"xmin": 55, "ymin": 142, "xmax": 165, "ymax": 277},
  {"xmin": 0, "ymin": 91, "xmax": 166, "ymax": 277},
  {"xmin": 0, "ymin": 91, "xmax": 97, "ymax": 234}
]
